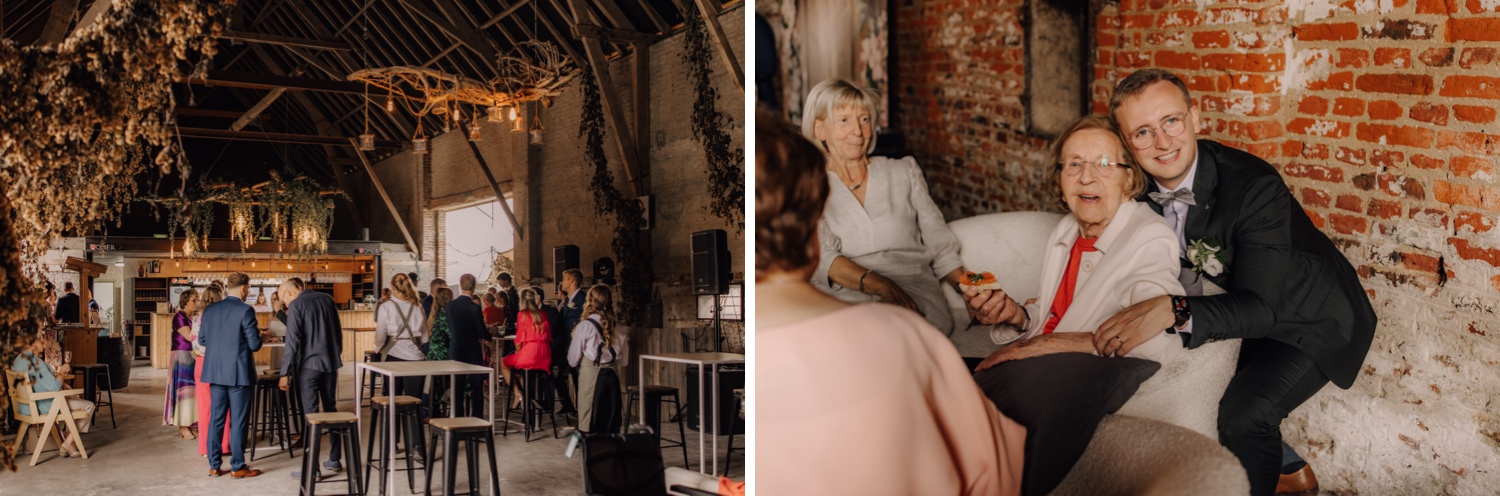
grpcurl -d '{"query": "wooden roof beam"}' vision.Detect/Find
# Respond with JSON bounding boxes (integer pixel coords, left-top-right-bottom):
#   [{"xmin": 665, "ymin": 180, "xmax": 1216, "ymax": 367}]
[
  {"xmin": 219, "ymin": 30, "xmax": 353, "ymax": 51},
  {"xmin": 689, "ymin": 0, "xmax": 743, "ymax": 92},
  {"xmin": 178, "ymin": 70, "xmax": 396, "ymax": 96},
  {"xmin": 176, "ymin": 127, "xmax": 401, "ymax": 147},
  {"xmin": 399, "ymin": 0, "xmax": 500, "ymax": 62},
  {"xmin": 37, "ymin": 0, "xmax": 82, "ymax": 45}
]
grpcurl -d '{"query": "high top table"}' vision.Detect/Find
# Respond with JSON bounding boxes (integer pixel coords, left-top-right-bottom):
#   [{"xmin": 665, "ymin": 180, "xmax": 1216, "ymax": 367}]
[
  {"xmin": 638, "ymin": 353, "xmax": 745, "ymax": 476},
  {"xmin": 356, "ymin": 360, "xmax": 495, "ymax": 496}
]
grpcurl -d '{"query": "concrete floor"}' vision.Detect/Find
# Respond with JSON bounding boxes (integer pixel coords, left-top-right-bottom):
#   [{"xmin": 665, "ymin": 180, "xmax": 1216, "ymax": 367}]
[{"xmin": 0, "ymin": 362, "xmax": 743, "ymax": 495}]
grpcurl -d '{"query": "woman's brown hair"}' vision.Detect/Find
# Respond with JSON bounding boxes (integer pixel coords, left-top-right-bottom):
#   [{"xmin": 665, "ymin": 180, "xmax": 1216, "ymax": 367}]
[
  {"xmin": 390, "ymin": 272, "xmax": 421, "ymax": 304},
  {"xmin": 1043, "ymin": 115, "xmax": 1149, "ymax": 212},
  {"xmin": 756, "ymin": 107, "xmax": 830, "ymax": 280},
  {"xmin": 582, "ymin": 284, "xmax": 617, "ymax": 353},
  {"xmin": 425, "ymin": 287, "xmax": 455, "ymax": 336}
]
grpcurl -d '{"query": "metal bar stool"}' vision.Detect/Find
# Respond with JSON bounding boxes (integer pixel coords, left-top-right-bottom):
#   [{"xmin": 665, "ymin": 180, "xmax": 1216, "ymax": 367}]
[
  {"xmin": 361, "ymin": 351, "xmax": 384, "ymax": 406},
  {"xmin": 722, "ymin": 389, "xmax": 745, "ymax": 475},
  {"xmin": 501, "ymin": 368, "xmax": 558, "ymax": 441},
  {"xmin": 424, "ymin": 417, "xmax": 501, "ymax": 496},
  {"xmin": 625, "ymin": 385, "xmax": 690, "ymax": 470},
  {"xmin": 74, "ymin": 364, "xmax": 115, "ymax": 429},
  {"xmin": 364, "ymin": 395, "xmax": 427, "ymax": 494},
  {"xmin": 250, "ymin": 371, "xmax": 294, "ymax": 461},
  {"xmin": 300, "ymin": 412, "xmax": 364, "ymax": 496}
]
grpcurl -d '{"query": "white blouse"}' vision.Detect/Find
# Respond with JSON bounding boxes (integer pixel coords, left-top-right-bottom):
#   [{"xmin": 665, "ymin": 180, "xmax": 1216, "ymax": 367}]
[
  {"xmin": 567, "ymin": 313, "xmax": 629, "ymax": 368},
  {"xmin": 813, "ymin": 156, "xmax": 964, "ymax": 333},
  {"xmin": 375, "ymin": 299, "xmax": 426, "ymax": 361}
]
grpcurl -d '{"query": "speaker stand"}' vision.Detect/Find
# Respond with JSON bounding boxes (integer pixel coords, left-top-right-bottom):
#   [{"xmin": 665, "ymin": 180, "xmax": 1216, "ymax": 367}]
[{"xmin": 712, "ymin": 293, "xmax": 723, "ymax": 353}]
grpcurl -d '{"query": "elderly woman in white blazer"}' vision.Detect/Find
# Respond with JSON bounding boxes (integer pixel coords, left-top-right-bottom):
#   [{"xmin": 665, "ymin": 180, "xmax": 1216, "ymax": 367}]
[{"xmin": 968, "ymin": 115, "xmax": 1184, "ymax": 370}]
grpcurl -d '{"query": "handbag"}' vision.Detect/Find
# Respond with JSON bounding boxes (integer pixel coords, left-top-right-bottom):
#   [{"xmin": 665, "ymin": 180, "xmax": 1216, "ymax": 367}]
[{"xmin": 580, "ymin": 430, "xmax": 666, "ymax": 496}]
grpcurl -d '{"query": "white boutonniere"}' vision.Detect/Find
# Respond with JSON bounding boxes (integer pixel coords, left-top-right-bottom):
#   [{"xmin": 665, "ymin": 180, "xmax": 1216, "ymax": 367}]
[
  {"xmin": 1187, "ymin": 238, "xmax": 1227, "ymax": 276},
  {"xmin": 566, "ymin": 299, "xmax": 578, "ymax": 309}
]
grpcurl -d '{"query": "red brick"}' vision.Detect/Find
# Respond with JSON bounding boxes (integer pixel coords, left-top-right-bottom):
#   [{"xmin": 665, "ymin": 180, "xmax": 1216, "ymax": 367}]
[
  {"xmin": 1158, "ymin": 10, "xmax": 1199, "ymax": 28},
  {"xmin": 1448, "ymin": 18, "xmax": 1500, "ymax": 42},
  {"xmin": 1419, "ymin": 47, "xmax": 1454, "ymax": 67},
  {"xmin": 1202, "ymin": 53, "xmax": 1285, "ymax": 72},
  {"xmin": 1336, "ymin": 194, "xmax": 1363, "ymax": 212},
  {"xmin": 1299, "ymin": 95, "xmax": 1329, "ymax": 116},
  {"xmin": 1451, "ymin": 156, "xmax": 1496, "ymax": 179},
  {"xmin": 1440, "ymin": 75, "xmax": 1500, "ymax": 99},
  {"xmin": 1117, "ymin": 51, "xmax": 1152, "ymax": 68},
  {"xmin": 1417, "ymin": 0, "xmax": 1459, "ymax": 14},
  {"xmin": 1459, "ymin": 48, "xmax": 1497, "ymax": 69},
  {"xmin": 1287, "ymin": 118, "xmax": 1352, "ymax": 138},
  {"xmin": 1356, "ymin": 74, "xmax": 1435, "ymax": 95},
  {"xmin": 1436, "ymin": 130, "xmax": 1499, "ymax": 155},
  {"xmin": 1452, "ymin": 237, "xmax": 1500, "ymax": 267},
  {"xmin": 1284, "ymin": 163, "xmax": 1346, "ymax": 183},
  {"xmin": 1332, "ymin": 97, "xmax": 1366, "ymax": 117},
  {"xmin": 1245, "ymin": 143, "xmax": 1280, "ymax": 160},
  {"xmin": 1335, "ymin": 146, "xmax": 1367, "ymax": 166},
  {"xmin": 1283, "ymin": 140, "xmax": 1305, "ymax": 158},
  {"xmin": 1411, "ymin": 154, "xmax": 1445, "ymax": 169},
  {"xmin": 1298, "ymin": 22, "xmax": 1360, "ymax": 41},
  {"xmin": 1455, "ymin": 210, "xmax": 1496, "ymax": 233},
  {"xmin": 1307, "ymin": 209, "xmax": 1327, "ymax": 229},
  {"xmin": 1330, "ymin": 213, "xmax": 1370, "ymax": 234},
  {"xmin": 1401, "ymin": 252, "xmax": 1441, "ymax": 273},
  {"xmin": 1375, "ymin": 48, "xmax": 1413, "ymax": 68},
  {"xmin": 1433, "ymin": 181, "xmax": 1500, "ymax": 209},
  {"xmin": 1368, "ymin": 199, "xmax": 1403, "ymax": 219},
  {"xmin": 1309, "ymin": 72, "xmax": 1354, "ymax": 91},
  {"xmin": 1154, "ymin": 51, "xmax": 1201, "ymax": 70},
  {"xmin": 1186, "ymin": 75, "xmax": 1219, "ymax": 93},
  {"xmin": 1368, "ymin": 100, "xmax": 1403, "ymax": 120},
  {"xmin": 1228, "ymin": 74, "xmax": 1281, "ymax": 93},
  {"xmin": 1302, "ymin": 188, "xmax": 1333, "ymax": 208},
  {"xmin": 1454, "ymin": 105, "xmax": 1497, "ymax": 123},
  {"xmin": 1193, "ymin": 31, "xmax": 1231, "ymax": 49},
  {"xmin": 1335, "ymin": 48, "xmax": 1369, "ymax": 68},
  {"xmin": 1303, "ymin": 143, "xmax": 1331, "ymax": 160},
  {"xmin": 1227, "ymin": 120, "xmax": 1285, "ymax": 141},
  {"xmin": 1362, "ymin": 19, "xmax": 1437, "ymax": 40},
  {"xmin": 1356, "ymin": 123, "xmax": 1435, "ymax": 148},
  {"xmin": 1383, "ymin": 174, "xmax": 1426, "ymax": 199},
  {"xmin": 1372, "ymin": 150, "xmax": 1405, "ymax": 169},
  {"xmin": 1408, "ymin": 208, "xmax": 1449, "ymax": 230},
  {"xmin": 1410, "ymin": 103, "xmax": 1450, "ymax": 126}
]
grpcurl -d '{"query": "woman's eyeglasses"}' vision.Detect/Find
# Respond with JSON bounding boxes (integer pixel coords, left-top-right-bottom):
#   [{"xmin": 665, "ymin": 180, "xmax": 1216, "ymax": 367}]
[
  {"xmin": 1059, "ymin": 155, "xmax": 1129, "ymax": 177},
  {"xmin": 1128, "ymin": 113, "xmax": 1189, "ymax": 149}
]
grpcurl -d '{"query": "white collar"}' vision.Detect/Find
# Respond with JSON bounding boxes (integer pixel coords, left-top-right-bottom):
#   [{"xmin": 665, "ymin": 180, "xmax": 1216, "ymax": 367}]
[{"xmin": 1154, "ymin": 154, "xmax": 1200, "ymax": 193}]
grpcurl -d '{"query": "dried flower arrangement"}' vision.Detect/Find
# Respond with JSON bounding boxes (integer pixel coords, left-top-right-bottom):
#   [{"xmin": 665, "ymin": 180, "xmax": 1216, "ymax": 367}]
[{"xmin": 681, "ymin": 1, "xmax": 745, "ymax": 231}]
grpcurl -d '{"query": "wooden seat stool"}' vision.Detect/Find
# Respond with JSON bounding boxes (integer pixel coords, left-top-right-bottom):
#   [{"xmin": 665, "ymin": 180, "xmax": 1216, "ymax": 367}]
[
  {"xmin": 424, "ymin": 417, "xmax": 501, "ymax": 496},
  {"xmin": 364, "ymin": 395, "xmax": 427, "ymax": 494},
  {"xmin": 300, "ymin": 412, "xmax": 364, "ymax": 496}
]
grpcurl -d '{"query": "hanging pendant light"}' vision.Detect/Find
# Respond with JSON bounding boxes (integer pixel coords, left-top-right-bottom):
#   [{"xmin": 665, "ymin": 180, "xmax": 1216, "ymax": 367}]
[
  {"xmin": 487, "ymin": 105, "xmax": 504, "ymax": 123},
  {"xmin": 385, "ymin": 96, "xmax": 395, "ymax": 112},
  {"xmin": 510, "ymin": 105, "xmax": 524, "ymax": 133},
  {"xmin": 359, "ymin": 133, "xmax": 376, "ymax": 151},
  {"xmin": 529, "ymin": 102, "xmax": 544, "ymax": 144},
  {"xmin": 413, "ymin": 136, "xmax": 428, "ymax": 154},
  {"xmin": 468, "ymin": 122, "xmax": 482, "ymax": 141}
]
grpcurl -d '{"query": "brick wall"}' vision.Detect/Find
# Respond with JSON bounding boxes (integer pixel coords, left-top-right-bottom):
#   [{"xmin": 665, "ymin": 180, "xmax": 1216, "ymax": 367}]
[{"xmin": 899, "ymin": 0, "xmax": 1500, "ymax": 491}]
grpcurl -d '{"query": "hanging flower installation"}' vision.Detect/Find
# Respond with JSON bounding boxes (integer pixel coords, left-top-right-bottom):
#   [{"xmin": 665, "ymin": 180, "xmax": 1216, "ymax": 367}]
[
  {"xmin": 143, "ymin": 177, "xmax": 347, "ymax": 258},
  {"xmin": 0, "ymin": 0, "xmax": 234, "ymax": 471},
  {"xmin": 578, "ymin": 67, "xmax": 649, "ymax": 324},
  {"xmin": 680, "ymin": 1, "xmax": 746, "ymax": 231}
]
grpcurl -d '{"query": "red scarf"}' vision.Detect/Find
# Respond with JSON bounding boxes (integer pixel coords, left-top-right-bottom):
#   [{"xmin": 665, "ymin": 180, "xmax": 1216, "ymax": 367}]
[{"xmin": 1043, "ymin": 236, "xmax": 1098, "ymax": 334}]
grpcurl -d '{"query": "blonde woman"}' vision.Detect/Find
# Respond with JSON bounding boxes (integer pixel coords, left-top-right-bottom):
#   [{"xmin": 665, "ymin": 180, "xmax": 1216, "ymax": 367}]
[
  {"xmin": 166, "ymin": 288, "xmax": 200, "ymax": 440},
  {"xmin": 192, "ymin": 284, "xmax": 231, "ymax": 457},
  {"xmin": 500, "ymin": 287, "xmax": 552, "ymax": 409},
  {"xmin": 567, "ymin": 285, "xmax": 629, "ymax": 432},
  {"xmin": 376, "ymin": 273, "xmax": 427, "ymax": 397}
]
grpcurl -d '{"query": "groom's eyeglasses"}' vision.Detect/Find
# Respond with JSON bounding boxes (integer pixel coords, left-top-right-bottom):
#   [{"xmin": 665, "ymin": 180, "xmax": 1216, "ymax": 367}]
[{"xmin": 1127, "ymin": 113, "xmax": 1189, "ymax": 150}]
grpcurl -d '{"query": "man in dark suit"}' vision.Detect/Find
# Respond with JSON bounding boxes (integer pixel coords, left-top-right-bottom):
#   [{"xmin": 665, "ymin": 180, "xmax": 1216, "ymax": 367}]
[
  {"xmin": 552, "ymin": 269, "xmax": 586, "ymax": 417},
  {"xmin": 199, "ymin": 273, "xmax": 265, "ymax": 479},
  {"xmin": 422, "ymin": 277, "xmax": 446, "ymax": 317},
  {"xmin": 446, "ymin": 274, "xmax": 489, "ymax": 418},
  {"xmin": 1095, "ymin": 69, "xmax": 1374, "ymax": 495},
  {"xmin": 55, "ymin": 282, "xmax": 80, "ymax": 324},
  {"xmin": 278, "ymin": 278, "xmax": 345, "ymax": 476},
  {"xmin": 496, "ymin": 272, "xmax": 520, "ymax": 326}
]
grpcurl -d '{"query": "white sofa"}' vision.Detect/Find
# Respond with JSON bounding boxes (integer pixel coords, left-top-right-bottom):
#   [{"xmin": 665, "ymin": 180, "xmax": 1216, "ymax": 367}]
[{"xmin": 941, "ymin": 211, "xmax": 1249, "ymax": 494}]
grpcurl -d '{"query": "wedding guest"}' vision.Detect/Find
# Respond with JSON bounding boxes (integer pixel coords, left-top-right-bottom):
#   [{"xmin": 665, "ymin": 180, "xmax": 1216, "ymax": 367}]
[
  {"xmin": 192, "ymin": 284, "xmax": 231, "ymax": 457},
  {"xmin": 566, "ymin": 284, "xmax": 628, "ymax": 433},
  {"xmin": 55, "ymin": 281, "xmax": 80, "ymax": 324},
  {"xmin": 757, "ymin": 108, "xmax": 1024, "ymax": 495},
  {"xmin": 12, "ymin": 337, "xmax": 96, "ymax": 458},
  {"xmin": 422, "ymin": 278, "xmax": 446, "ymax": 317},
  {"xmin": 1099, "ymin": 68, "xmax": 1376, "ymax": 495},
  {"xmin": 446, "ymin": 274, "xmax": 490, "ymax": 418},
  {"xmin": 166, "ymin": 288, "xmax": 200, "ymax": 440},
  {"xmin": 279, "ymin": 278, "xmax": 346, "ymax": 477},
  {"xmin": 376, "ymin": 274, "xmax": 426, "ymax": 399},
  {"xmin": 802, "ymin": 78, "xmax": 973, "ymax": 333},
  {"xmin": 482, "ymin": 293, "xmax": 505, "ymax": 328},
  {"xmin": 501, "ymin": 287, "xmax": 552, "ymax": 409},
  {"xmin": 495, "ymin": 272, "xmax": 520, "ymax": 325},
  {"xmin": 199, "ymin": 273, "xmax": 263, "ymax": 478},
  {"xmin": 552, "ymin": 269, "xmax": 586, "ymax": 417},
  {"xmin": 421, "ymin": 287, "xmax": 453, "ymax": 416},
  {"xmin": 966, "ymin": 115, "xmax": 1185, "ymax": 370}
]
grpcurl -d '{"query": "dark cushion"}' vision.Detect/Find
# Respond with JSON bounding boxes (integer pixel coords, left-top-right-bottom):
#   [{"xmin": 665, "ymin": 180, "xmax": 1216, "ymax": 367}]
[{"xmin": 972, "ymin": 352, "xmax": 1161, "ymax": 496}]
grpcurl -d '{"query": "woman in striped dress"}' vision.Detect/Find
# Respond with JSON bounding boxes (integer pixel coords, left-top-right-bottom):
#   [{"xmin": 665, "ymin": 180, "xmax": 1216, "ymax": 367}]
[{"xmin": 165, "ymin": 289, "xmax": 199, "ymax": 439}]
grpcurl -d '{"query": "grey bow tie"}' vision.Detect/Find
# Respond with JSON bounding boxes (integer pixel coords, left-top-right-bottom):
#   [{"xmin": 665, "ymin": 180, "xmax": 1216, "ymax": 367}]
[{"xmin": 1148, "ymin": 188, "xmax": 1197, "ymax": 206}]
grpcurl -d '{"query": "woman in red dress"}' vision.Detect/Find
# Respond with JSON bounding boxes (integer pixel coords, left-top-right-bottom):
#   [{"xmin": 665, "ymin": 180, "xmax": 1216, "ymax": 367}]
[{"xmin": 500, "ymin": 287, "xmax": 551, "ymax": 408}]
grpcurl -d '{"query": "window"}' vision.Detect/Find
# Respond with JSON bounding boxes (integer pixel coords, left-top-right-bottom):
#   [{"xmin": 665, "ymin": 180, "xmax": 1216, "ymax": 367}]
[{"xmin": 443, "ymin": 199, "xmax": 516, "ymax": 283}]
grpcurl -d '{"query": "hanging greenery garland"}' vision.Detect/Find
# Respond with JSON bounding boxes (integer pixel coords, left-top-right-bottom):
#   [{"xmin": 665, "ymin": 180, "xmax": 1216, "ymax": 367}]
[
  {"xmin": 680, "ymin": 1, "xmax": 745, "ymax": 231},
  {"xmin": 578, "ymin": 67, "xmax": 649, "ymax": 324},
  {"xmin": 143, "ymin": 177, "xmax": 348, "ymax": 257}
]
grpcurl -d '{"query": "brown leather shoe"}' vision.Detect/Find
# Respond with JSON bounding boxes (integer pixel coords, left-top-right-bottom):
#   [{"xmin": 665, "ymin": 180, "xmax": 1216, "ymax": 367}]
[
  {"xmin": 1276, "ymin": 463, "xmax": 1319, "ymax": 493},
  {"xmin": 230, "ymin": 467, "xmax": 264, "ymax": 479},
  {"xmin": 208, "ymin": 469, "xmax": 226, "ymax": 477}
]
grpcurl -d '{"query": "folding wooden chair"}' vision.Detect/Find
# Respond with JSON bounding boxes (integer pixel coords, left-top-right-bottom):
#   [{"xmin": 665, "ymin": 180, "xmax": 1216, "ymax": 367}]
[{"xmin": 6, "ymin": 370, "xmax": 90, "ymax": 466}]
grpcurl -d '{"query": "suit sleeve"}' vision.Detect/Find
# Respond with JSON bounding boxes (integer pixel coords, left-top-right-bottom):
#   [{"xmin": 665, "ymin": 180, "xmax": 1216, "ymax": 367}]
[
  {"xmin": 1188, "ymin": 175, "xmax": 1287, "ymax": 345},
  {"xmin": 281, "ymin": 303, "xmax": 301, "ymax": 375},
  {"xmin": 242, "ymin": 306, "xmax": 263, "ymax": 353}
]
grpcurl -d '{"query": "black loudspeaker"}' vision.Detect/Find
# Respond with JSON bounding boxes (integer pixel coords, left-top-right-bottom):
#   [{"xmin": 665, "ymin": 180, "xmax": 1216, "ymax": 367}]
[
  {"xmin": 554, "ymin": 245, "xmax": 579, "ymax": 293},
  {"xmin": 684, "ymin": 366, "xmax": 745, "ymax": 435},
  {"xmin": 593, "ymin": 257, "xmax": 616, "ymax": 286},
  {"xmin": 691, "ymin": 229, "xmax": 730, "ymax": 295}
]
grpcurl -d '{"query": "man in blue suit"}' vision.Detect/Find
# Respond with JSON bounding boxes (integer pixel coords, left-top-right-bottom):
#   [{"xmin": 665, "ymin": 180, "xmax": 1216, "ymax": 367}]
[
  {"xmin": 200, "ymin": 273, "xmax": 264, "ymax": 478},
  {"xmin": 552, "ymin": 269, "xmax": 586, "ymax": 417}
]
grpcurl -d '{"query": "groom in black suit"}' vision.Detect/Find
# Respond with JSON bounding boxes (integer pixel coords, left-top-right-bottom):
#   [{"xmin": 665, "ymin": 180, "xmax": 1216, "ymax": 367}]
[{"xmin": 1089, "ymin": 69, "xmax": 1377, "ymax": 495}]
